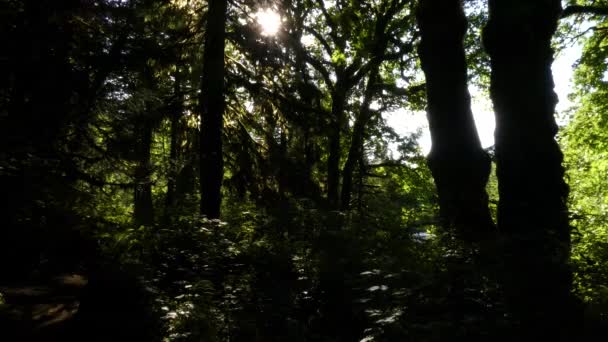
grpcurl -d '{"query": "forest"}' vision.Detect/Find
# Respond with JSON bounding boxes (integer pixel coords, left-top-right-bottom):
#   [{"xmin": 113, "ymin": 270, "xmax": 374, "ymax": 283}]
[{"xmin": 1, "ymin": 0, "xmax": 608, "ymax": 341}]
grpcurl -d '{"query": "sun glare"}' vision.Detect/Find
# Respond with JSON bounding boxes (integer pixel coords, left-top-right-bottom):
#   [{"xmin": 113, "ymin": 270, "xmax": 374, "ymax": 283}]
[{"xmin": 256, "ymin": 9, "xmax": 281, "ymax": 36}]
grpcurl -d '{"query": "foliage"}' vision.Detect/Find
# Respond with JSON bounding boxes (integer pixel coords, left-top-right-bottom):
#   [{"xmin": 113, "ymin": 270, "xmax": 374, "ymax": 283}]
[
  {"xmin": 1, "ymin": 0, "xmax": 608, "ymax": 340},
  {"xmin": 560, "ymin": 10, "xmax": 608, "ymax": 309}
]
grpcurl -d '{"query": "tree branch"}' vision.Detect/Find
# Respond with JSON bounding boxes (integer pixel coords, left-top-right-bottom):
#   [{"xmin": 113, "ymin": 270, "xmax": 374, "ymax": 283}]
[
  {"xmin": 562, "ymin": 5, "xmax": 608, "ymax": 18},
  {"xmin": 303, "ymin": 25, "xmax": 334, "ymax": 56},
  {"xmin": 287, "ymin": 34, "xmax": 334, "ymax": 90},
  {"xmin": 313, "ymin": 0, "xmax": 343, "ymax": 49},
  {"xmin": 376, "ymin": 82, "xmax": 425, "ymax": 97}
]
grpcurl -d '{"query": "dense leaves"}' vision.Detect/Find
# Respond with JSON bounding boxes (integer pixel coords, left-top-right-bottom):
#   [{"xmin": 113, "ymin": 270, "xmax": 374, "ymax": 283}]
[{"xmin": 560, "ymin": 1, "xmax": 608, "ymax": 313}]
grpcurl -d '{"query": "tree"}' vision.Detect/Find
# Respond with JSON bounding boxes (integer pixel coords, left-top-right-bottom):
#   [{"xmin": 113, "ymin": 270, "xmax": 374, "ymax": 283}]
[
  {"xmin": 340, "ymin": 68, "xmax": 380, "ymax": 211},
  {"xmin": 164, "ymin": 68, "xmax": 184, "ymax": 215},
  {"xmin": 416, "ymin": 0, "xmax": 494, "ymax": 241},
  {"xmin": 200, "ymin": 0, "xmax": 228, "ymax": 219},
  {"xmin": 483, "ymin": 0, "xmax": 580, "ymax": 338},
  {"xmin": 279, "ymin": 0, "xmax": 415, "ymax": 209},
  {"xmin": 133, "ymin": 67, "xmax": 156, "ymax": 227}
]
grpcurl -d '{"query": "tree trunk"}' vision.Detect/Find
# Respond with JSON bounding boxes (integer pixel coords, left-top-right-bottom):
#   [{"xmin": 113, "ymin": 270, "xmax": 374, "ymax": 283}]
[
  {"xmin": 133, "ymin": 66, "xmax": 156, "ymax": 227},
  {"xmin": 483, "ymin": 0, "xmax": 580, "ymax": 338},
  {"xmin": 134, "ymin": 120, "xmax": 154, "ymax": 227},
  {"xmin": 340, "ymin": 69, "xmax": 378, "ymax": 211},
  {"xmin": 327, "ymin": 88, "xmax": 346, "ymax": 209},
  {"xmin": 417, "ymin": 0, "xmax": 495, "ymax": 241},
  {"xmin": 176, "ymin": 128, "xmax": 197, "ymax": 205},
  {"xmin": 165, "ymin": 70, "xmax": 183, "ymax": 215},
  {"xmin": 199, "ymin": 0, "xmax": 227, "ymax": 219}
]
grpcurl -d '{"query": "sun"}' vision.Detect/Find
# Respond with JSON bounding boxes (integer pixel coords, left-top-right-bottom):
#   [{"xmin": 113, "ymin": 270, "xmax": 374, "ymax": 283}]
[{"xmin": 256, "ymin": 8, "xmax": 281, "ymax": 36}]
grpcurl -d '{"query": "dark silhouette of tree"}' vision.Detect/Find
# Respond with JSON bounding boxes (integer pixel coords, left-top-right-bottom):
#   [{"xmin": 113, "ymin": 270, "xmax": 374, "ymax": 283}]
[
  {"xmin": 417, "ymin": 0, "xmax": 495, "ymax": 240},
  {"xmin": 200, "ymin": 0, "xmax": 228, "ymax": 219},
  {"xmin": 483, "ymin": 0, "xmax": 581, "ymax": 338},
  {"xmin": 284, "ymin": 0, "xmax": 415, "ymax": 209},
  {"xmin": 133, "ymin": 68, "xmax": 156, "ymax": 227},
  {"xmin": 562, "ymin": 4, "xmax": 608, "ymax": 18},
  {"xmin": 164, "ymin": 69, "xmax": 184, "ymax": 216},
  {"xmin": 340, "ymin": 68, "xmax": 379, "ymax": 211}
]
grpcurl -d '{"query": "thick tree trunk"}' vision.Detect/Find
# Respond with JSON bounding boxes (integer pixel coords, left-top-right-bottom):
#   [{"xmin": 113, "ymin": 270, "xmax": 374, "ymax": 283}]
[
  {"xmin": 340, "ymin": 69, "xmax": 378, "ymax": 211},
  {"xmin": 199, "ymin": 0, "xmax": 227, "ymax": 219},
  {"xmin": 483, "ymin": 0, "xmax": 580, "ymax": 338},
  {"xmin": 417, "ymin": 0, "xmax": 494, "ymax": 240}
]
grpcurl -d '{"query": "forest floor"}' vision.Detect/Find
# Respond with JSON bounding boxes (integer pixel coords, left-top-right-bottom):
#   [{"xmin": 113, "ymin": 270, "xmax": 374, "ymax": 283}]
[{"xmin": 0, "ymin": 274, "xmax": 87, "ymax": 341}]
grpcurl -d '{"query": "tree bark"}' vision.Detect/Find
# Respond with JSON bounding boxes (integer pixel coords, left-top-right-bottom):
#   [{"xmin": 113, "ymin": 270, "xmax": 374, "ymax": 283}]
[
  {"xmin": 199, "ymin": 0, "xmax": 227, "ymax": 219},
  {"xmin": 483, "ymin": 0, "xmax": 580, "ymax": 338},
  {"xmin": 416, "ymin": 0, "xmax": 495, "ymax": 241}
]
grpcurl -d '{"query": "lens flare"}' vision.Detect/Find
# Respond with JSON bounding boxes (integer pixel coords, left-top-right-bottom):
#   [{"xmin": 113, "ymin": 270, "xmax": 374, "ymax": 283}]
[{"xmin": 256, "ymin": 9, "xmax": 281, "ymax": 36}]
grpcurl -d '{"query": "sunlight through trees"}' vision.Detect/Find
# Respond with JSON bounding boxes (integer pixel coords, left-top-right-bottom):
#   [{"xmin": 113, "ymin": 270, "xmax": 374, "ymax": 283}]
[{"xmin": 1, "ymin": 0, "xmax": 607, "ymax": 340}]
